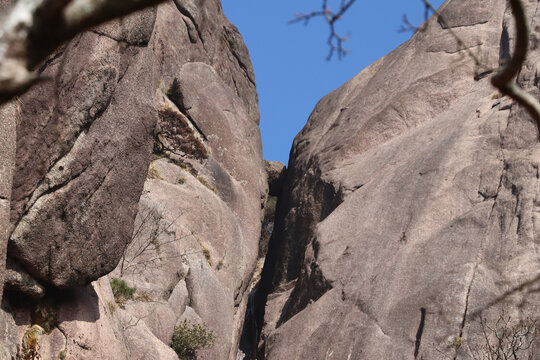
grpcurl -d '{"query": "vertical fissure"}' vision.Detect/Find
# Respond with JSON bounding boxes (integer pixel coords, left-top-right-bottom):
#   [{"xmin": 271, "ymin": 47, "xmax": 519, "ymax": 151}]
[{"xmin": 414, "ymin": 307, "xmax": 427, "ymax": 359}]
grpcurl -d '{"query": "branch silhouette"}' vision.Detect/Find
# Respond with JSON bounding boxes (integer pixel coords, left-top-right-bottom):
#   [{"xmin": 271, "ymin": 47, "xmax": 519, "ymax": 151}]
[
  {"xmin": 422, "ymin": 0, "xmax": 540, "ymax": 136},
  {"xmin": 289, "ymin": 0, "xmax": 356, "ymax": 60},
  {"xmin": 0, "ymin": 0, "xmax": 167, "ymax": 104},
  {"xmin": 490, "ymin": 0, "xmax": 540, "ymax": 135}
]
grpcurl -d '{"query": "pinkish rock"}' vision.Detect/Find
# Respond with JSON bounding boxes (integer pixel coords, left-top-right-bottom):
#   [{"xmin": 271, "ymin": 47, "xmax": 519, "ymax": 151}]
[
  {"xmin": 257, "ymin": 0, "xmax": 540, "ymax": 359},
  {"xmin": 8, "ymin": 24, "xmax": 158, "ymax": 287},
  {"xmin": 1, "ymin": 1, "xmax": 264, "ymax": 359}
]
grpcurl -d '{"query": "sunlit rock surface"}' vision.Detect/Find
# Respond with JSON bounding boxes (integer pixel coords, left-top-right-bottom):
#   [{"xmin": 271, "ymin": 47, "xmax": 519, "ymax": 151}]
[{"xmin": 257, "ymin": 0, "xmax": 540, "ymax": 359}]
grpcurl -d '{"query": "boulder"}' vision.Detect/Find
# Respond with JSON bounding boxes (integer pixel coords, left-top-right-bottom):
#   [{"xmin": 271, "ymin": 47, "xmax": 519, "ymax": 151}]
[{"xmin": 8, "ymin": 16, "xmax": 159, "ymax": 287}]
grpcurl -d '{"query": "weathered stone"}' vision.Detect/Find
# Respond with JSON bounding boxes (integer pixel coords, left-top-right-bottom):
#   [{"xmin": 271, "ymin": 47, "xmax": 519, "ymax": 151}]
[
  {"xmin": 264, "ymin": 160, "xmax": 286, "ymax": 197},
  {"xmin": 8, "ymin": 28, "xmax": 158, "ymax": 288},
  {"xmin": 56, "ymin": 280, "xmax": 129, "ymax": 360},
  {"xmin": 4, "ymin": 258, "xmax": 45, "ymax": 299},
  {"xmin": 168, "ymin": 279, "xmax": 189, "ymax": 318},
  {"xmin": 120, "ymin": 313, "xmax": 179, "ymax": 360},
  {"xmin": 92, "ymin": 7, "xmax": 158, "ymax": 46},
  {"xmin": 0, "ymin": 307, "xmax": 18, "ymax": 359},
  {"xmin": 257, "ymin": 0, "xmax": 540, "ymax": 359},
  {"xmin": 0, "ymin": 101, "xmax": 16, "ymax": 306},
  {"xmin": 34, "ymin": 327, "xmax": 66, "ymax": 360},
  {"xmin": 177, "ymin": 306, "xmax": 203, "ymax": 327},
  {"xmin": 123, "ymin": 301, "xmax": 177, "ymax": 344}
]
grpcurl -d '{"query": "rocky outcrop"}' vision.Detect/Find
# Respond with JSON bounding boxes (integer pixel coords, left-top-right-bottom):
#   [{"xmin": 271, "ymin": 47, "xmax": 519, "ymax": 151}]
[
  {"xmin": 8, "ymin": 12, "xmax": 159, "ymax": 288},
  {"xmin": 1, "ymin": 0, "xmax": 264, "ymax": 359},
  {"xmin": 264, "ymin": 161, "xmax": 286, "ymax": 197},
  {"xmin": 258, "ymin": 161, "xmax": 285, "ymax": 258},
  {"xmin": 257, "ymin": 0, "xmax": 540, "ymax": 359}
]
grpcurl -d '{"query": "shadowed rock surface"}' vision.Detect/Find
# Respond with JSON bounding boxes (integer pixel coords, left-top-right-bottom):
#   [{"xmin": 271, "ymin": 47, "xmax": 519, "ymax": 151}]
[
  {"xmin": 256, "ymin": 0, "xmax": 540, "ymax": 359},
  {"xmin": 264, "ymin": 160, "xmax": 286, "ymax": 197},
  {"xmin": 0, "ymin": 1, "xmax": 264, "ymax": 359}
]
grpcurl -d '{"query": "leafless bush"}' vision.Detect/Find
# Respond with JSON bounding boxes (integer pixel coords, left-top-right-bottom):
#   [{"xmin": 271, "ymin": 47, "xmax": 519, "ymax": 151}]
[
  {"xmin": 119, "ymin": 205, "xmax": 213, "ymax": 278},
  {"xmin": 468, "ymin": 310, "xmax": 540, "ymax": 360},
  {"xmin": 119, "ymin": 207, "xmax": 189, "ymax": 277}
]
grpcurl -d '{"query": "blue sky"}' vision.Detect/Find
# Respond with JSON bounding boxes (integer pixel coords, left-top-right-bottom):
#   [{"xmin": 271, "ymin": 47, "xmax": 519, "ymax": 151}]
[{"xmin": 221, "ymin": 0, "xmax": 446, "ymax": 164}]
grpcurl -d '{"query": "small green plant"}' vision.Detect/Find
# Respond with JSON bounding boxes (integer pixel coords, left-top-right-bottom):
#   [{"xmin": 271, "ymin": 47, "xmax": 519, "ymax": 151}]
[
  {"xmin": 106, "ymin": 301, "xmax": 117, "ymax": 314},
  {"xmin": 134, "ymin": 293, "xmax": 154, "ymax": 302},
  {"xmin": 177, "ymin": 177, "xmax": 186, "ymax": 185},
  {"xmin": 147, "ymin": 164, "xmax": 163, "ymax": 180},
  {"xmin": 451, "ymin": 336, "xmax": 462, "ymax": 349},
  {"xmin": 17, "ymin": 325, "xmax": 44, "ymax": 360},
  {"xmin": 197, "ymin": 176, "xmax": 218, "ymax": 195},
  {"xmin": 201, "ymin": 244, "xmax": 212, "ymax": 265},
  {"xmin": 491, "ymin": 92, "xmax": 503, "ymax": 100},
  {"xmin": 110, "ymin": 278, "xmax": 136, "ymax": 305},
  {"xmin": 58, "ymin": 350, "xmax": 66, "ymax": 360},
  {"xmin": 171, "ymin": 320, "xmax": 215, "ymax": 360},
  {"xmin": 33, "ymin": 300, "xmax": 57, "ymax": 333}
]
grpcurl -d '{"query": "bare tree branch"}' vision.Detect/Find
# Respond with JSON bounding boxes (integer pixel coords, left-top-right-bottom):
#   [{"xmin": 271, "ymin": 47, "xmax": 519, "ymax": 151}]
[
  {"xmin": 490, "ymin": 0, "xmax": 540, "ymax": 135},
  {"xmin": 0, "ymin": 0, "xmax": 167, "ymax": 104},
  {"xmin": 289, "ymin": 0, "xmax": 356, "ymax": 60},
  {"xmin": 421, "ymin": 0, "xmax": 539, "ymax": 136}
]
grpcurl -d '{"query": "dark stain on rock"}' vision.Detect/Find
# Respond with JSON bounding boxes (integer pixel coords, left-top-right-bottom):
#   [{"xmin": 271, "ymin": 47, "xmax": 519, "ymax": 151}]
[{"xmin": 414, "ymin": 307, "xmax": 427, "ymax": 359}]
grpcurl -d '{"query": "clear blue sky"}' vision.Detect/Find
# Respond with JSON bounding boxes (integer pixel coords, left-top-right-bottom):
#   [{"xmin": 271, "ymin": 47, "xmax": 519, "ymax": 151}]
[{"xmin": 221, "ymin": 0, "xmax": 446, "ymax": 165}]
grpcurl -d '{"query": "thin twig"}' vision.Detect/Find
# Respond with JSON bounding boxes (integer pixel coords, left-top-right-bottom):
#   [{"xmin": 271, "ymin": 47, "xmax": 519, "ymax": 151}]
[
  {"xmin": 490, "ymin": 0, "xmax": 540, "ymax": 135},
  {"xmin": 289, "ymin": 0, "xmax": 356, "ymax": 60},
  {"xmin": 422, "ymin": 0, "xmax": 540, "ymax": 135},
  {"xmin": 421, "ymin": 0, "xmax": 491, "ymax": 72}
]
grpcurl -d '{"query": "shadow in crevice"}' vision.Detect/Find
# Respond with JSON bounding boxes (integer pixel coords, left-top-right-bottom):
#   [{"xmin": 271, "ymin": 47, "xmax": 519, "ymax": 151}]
[
  {"xmin": 414, "ymin": 307, "xmax": 427, "ymax": 359},
  {"xmin": 3, "ymin": 283, "xmax": 101, "ymax": 332}
]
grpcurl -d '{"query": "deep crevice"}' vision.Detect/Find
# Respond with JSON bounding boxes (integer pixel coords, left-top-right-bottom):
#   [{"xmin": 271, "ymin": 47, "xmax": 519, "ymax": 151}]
[
  {"xmin": 438, "ymin": 19, "xmax": 489, "ymax": 30},
  {"xmin": 414, "ymin": 307, "xmax": 427, "ymax": 359},
  {"xmin": 172, "ymin": 0, "xmax": 205, "ymax": 46},
  {"xmin": 166, "ymin": 78, "xmax": 208, "ymax": 142},
  {"xmin": 239, "ymin": 161, "xmax": 344, "ymax": 359},
  {"xmin": 38, "ymin": 50, "xmax": 65, "ymax": 74}
]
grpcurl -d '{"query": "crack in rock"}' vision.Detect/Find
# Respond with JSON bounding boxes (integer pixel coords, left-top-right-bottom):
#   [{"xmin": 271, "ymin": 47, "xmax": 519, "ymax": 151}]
[
  {"xmin": 414, "ymin": 307, "xmax": 427, "ymax": 359},
  {"xmin": 91, "ymin": 30, "xmax": 149, "ymax": 47}
]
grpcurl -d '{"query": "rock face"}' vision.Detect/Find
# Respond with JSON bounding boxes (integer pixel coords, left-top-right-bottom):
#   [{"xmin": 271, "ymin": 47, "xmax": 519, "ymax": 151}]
[
  {"xmin": 8, "ymin": 12, "xmax": 159, "ymax": 288},
  {"xmin": 264, "ymin": 161, "xmax": 286, "ymax": 197},
  {"xmin": 257, "ymin": 0, "xmax": 540, "ymax": 359},
  {"xmin": 1, "ymin": 1, "xmax": 264, "ymax": 359},
  {"xmin": 0, "ymin": 102, "xmax": 16, "ymax": 305}
]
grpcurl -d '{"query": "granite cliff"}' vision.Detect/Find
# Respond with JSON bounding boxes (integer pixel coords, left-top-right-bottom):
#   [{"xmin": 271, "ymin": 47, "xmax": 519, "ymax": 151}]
[
  {"xmin": 1, "ymin": 0, "xmax": 539, "ymax": 359},
  {"xmin": 0, "ymin": 0, "xmax": 265, "ymax": 359},
  {"xmin": 253, "ymin": 0, "xmax": 540, "ymax": 359}
]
